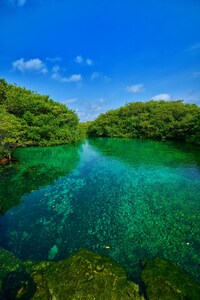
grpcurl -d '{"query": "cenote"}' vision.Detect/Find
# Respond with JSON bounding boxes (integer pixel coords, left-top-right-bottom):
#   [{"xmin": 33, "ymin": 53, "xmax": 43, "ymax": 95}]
[{"xmin": 0, "ymin": 138, "xmax": 200, "ymax": 283}]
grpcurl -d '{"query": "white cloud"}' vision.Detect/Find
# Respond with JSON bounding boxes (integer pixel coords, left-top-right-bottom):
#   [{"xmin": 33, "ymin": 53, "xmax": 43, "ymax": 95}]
[
  {"xmin": 90, "ymin": 72, "xmax": 111, "ymax": 82},
  {"xmin": 152, "ymin": 93, "xmax": 172, "ymax": 101},
  {"xmin": 64, "ymin": 98, "xmax": 77, "ymax": 104},
  {"xmin": 51, "ymin": 73, "xmax": 61, "ymax": 80},
  {"xmin": 75, "ymin": 55, "xmax": 93, "ymax": 65},
  {"xmin": 46, "ymin": 57, "xmax": 62, "ymax": 62},
  {"xmin": 75, "ymin": 98, "xmax": 106, "ymax": 122},
  {"xmin": 52, "ymin": 72, "xmax": 82, "ymax": 82},
  {"xmin": 12, "ymin": 58, "xmax": 48, "ymax": 74},
  {"xmin": 91, "ymin": 72, "xmax": 100, "ymax": 80},
  {"xmin": 69, "ymin": 74, "xmax": 82, "ymax": 82},
  {"xmin": 91, "ymin": 104, "xmax": 103, "ymax": 111},
  {"xmin": 85, "ymin": 113, "xmax": 99, "ymax": 120},
  {"xmin": 86, "ymin": 58, "xmax": 93, "ymax": 66},
  {"xmin": 77, "ymin": 111, "xmax": 99, "ymax": 121},
  {"xmin": 98, "ymin": 98, "xmax": 103, "ymax": 103},
  {"xmin": 75, "ymin": 55, "xmax": 84, "ymax": 64},
  {"xmin": 126, "ymin": 84, "xmax": 144, "ymax": 93}
]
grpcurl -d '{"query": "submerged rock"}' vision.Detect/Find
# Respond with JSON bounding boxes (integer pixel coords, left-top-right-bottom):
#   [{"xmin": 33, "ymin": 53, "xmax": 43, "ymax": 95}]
[
  {"xmin": 1, "ymin": 247, "xmax": 200, "ymax": 299},
  {"xmin": 0, "ymin": 247, "xmax": 144, "ymax": 299},
  {"xmin": 2, "ymin": 270, "xmax": 36, "ymax": 300},
  {"xmin": 0, "ymin": 247, "xmax": 24, "ymax": 279},
  {"xmin": 48, "ymin": 244, "xmax": 59, "ymax": 260},
  {"xmin": 141, "ymin": 257, "xmax": 200, "ymax": 300},
  {"xmin": 43, "ymin": 248, "xmax": 144, "ymax": 300},
  {"xmin": 0, "ymin": 248, "xmax": 36, "ymax": 299}
]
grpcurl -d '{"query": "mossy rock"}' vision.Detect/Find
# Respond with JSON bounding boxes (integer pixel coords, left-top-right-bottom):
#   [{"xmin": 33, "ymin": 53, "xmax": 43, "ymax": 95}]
[
  {"xmin": 141, "ymin": 257, "xmax": 200, "ymax": 300},
  {"xmin": 2, "ymin": 270, "xmax": 36, "ymax": 300},
  {"xmin": 0, "ymin": 247, "xmax": 23, "ymax": 280},
  {"xmin": 43, "ymin": 248, "xmax": 144, "ymax": 299},
  {"xmin": 1, "ymin": 248, "xmax": 200, "ymax": 299},
  {"xmin": 30, "ymin": 273, "xmax": 51, "ymax": 300},
  {"xmin": 0, "ymin": 247, "xmax": 144, "ymax": 299},
  {"xmin": 0, "ymin": 248, "xmax": 50, "ymax": 300}
]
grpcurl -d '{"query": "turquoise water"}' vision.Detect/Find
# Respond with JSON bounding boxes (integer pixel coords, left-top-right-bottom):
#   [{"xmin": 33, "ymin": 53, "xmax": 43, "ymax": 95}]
[{"xmin": 0, "ymin": 138, "xmax": 200, "ymax": 282}]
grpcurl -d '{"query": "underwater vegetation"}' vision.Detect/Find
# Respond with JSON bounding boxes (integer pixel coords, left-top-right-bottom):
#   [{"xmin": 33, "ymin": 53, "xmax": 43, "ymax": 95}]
[
  {"xmin": 141, "ymin": 257, "xmax": 200, "ymax": 300},
  {"xmin": 0, "ymin": 138, "xmax": 199, "ymax": 296},
  {"xmin": 0, "ymin": 144, "xmax": 80, "ymax": 215},
  {"xmin": 0, "ymin": 247, "xmax": 199, "ymax": 299}
]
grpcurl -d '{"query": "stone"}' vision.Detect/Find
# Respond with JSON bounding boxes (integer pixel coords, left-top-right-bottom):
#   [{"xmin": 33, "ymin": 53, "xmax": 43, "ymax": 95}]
[
  {"xmin": 0, "ymin": 247, "xmax": 144, "ymax": 299},
  {"xmin": 48, "ymin": 245, "xmax": 58, "ymax": 260},
  {"xmin": 43, "ymin": 248, "xmax": 144, "ymax": 300},
  {"xmin": 141, "ymin": 257, "xmax": 200, "ymax": 300},
  {"xmin": 2, "ymin": 247, "xmax": 199, "ymax": 300},
  {"xmin": 2, "ymin": 270, "xmax": 36, "ymax": 300}
]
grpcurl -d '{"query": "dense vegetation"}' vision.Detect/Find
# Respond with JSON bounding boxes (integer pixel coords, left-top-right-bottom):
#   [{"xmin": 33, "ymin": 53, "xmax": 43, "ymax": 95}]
[
  {"xmin": 1, "ymin": 78, "xmax": 199, "ymax": 160},
  {"xmin": 0, "ymin": 79, "xmax": 84, "ymax": 159},
  {"xmin": 87, "ymin": 100, "xmax": 200, "ymax": 145}
]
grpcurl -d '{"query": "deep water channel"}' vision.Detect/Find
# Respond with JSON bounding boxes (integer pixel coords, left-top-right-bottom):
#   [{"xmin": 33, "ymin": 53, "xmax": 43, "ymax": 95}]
[{"xmin": 0, "ymin": 138, "xmax": 200, "ymax": 282}]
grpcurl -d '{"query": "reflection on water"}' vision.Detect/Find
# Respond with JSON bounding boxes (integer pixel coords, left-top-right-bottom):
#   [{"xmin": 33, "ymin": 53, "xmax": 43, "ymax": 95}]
[
  {"xmin": 89, "ymin": 137, "xmax": 200, "ymax": 167},
  {"xmin": 0, "ymin": 144, "xmax": 80, "ymax": 214},
  {"xmin": 0, "ymin": 138, "xmax": 200, "ymax": 282}
]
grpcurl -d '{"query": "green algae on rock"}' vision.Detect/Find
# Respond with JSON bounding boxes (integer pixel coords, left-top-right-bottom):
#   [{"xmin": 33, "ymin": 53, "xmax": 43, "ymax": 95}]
[
  {"xmin": 0, "ymin": 247, "xmax": 144, "ymax": 299},
  {"xmin": 1, "ymin": 247, "xmax": 200, "ymax": 300},
  {"xmin": 141, "ymin": 257, "xmax": 200, "ymax": 300},
  {"xmin": 42, "ymin": 248, "xmax": 144, "ymax": 300},
  {"xmin": 0, "ymin": 246, "xmax": 25, "ymax": 279},
  {"xmin": 2, "ymin": 270, "xmax": 37, "ymax": 300}
]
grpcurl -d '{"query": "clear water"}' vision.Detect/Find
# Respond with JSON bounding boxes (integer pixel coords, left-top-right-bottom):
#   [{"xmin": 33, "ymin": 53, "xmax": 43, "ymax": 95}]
[{"xmin": 0, "ymin": 138, "xmax": 200, "ymax": 282}]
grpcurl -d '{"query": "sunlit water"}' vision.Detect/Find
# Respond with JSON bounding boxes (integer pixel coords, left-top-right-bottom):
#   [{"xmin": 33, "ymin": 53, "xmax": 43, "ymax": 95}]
[{"xmin": 0, "ymin": 138, "xmax": 200, "ymax": 282}]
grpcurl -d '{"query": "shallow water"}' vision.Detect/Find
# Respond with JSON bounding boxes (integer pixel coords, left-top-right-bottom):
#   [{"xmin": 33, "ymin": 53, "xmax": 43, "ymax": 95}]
[{"xmin": 0, "ymin": 138, "xmax": 200, "ymax": 282}]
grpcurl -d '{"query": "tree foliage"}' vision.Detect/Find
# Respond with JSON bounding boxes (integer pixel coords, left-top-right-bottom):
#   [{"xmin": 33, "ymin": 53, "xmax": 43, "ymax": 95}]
[
  {"xmin": 0, "ymin": 79, "xmax": 84, "ymax": 159},
  {"xmin": 0, "ymin": 106, "xmax": 23, "ymax": 159},
  {"xmin": 87, "ymin": 100, "xmax": 200, "ymax": 145},
  {"xmin": 1, "ymin": 78, "xmax": 199, "ymax": 160}
]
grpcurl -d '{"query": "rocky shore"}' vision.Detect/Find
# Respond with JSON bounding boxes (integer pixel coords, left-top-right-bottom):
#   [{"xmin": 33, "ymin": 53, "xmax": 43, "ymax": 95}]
[{"xmin": 0, "ymin": 247, "xmax": 199, "ymax": 299}]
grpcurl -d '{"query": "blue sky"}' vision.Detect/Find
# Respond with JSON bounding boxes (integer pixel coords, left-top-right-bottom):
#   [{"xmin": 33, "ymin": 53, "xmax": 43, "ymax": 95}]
[{"xmin": 1, "ymin": 0, "xmax": 200, "ymax": 121}]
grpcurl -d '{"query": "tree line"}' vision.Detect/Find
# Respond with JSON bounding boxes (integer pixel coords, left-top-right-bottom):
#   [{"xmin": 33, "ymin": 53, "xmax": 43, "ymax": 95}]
[
  {"xmin": 87, "ymin": 100, "xmax": 200, "ymax": 145},
  {"xmin": 0, "ymin": 79, "xmax": 85, "ymax": 160},
  {"xmin": 1, "ymin": 78, "xmax": 200, "ymax": 161}
]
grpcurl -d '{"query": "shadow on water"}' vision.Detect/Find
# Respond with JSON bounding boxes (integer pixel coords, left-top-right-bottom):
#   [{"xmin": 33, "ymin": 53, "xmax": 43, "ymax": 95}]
[{"xmin": 0, "ymin": 144, "xmax": 81, "ymax": 215}]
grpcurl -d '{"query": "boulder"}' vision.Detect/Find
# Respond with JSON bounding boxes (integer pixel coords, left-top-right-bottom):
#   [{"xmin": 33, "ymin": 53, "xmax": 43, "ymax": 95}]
[
  {"xmin": 48, "ymin": 244, "xmax": 58, "ymax": 260},
  {"xmin": 43, "ymin": 248, "xmax": 144, "ymax": 300},
  {"xmin": 0, "ymin": 247, "xmax": 144, "ymax": 300},
  {"xmin": 141, "ymin": 257, "xmax": 200, "ymax": 300}
]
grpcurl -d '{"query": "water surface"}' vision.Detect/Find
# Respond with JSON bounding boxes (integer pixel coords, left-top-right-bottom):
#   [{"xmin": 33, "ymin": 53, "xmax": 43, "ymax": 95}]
[{"xmin": 0, "ymin": 138, "xmax": 200, "ymax": 282}]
